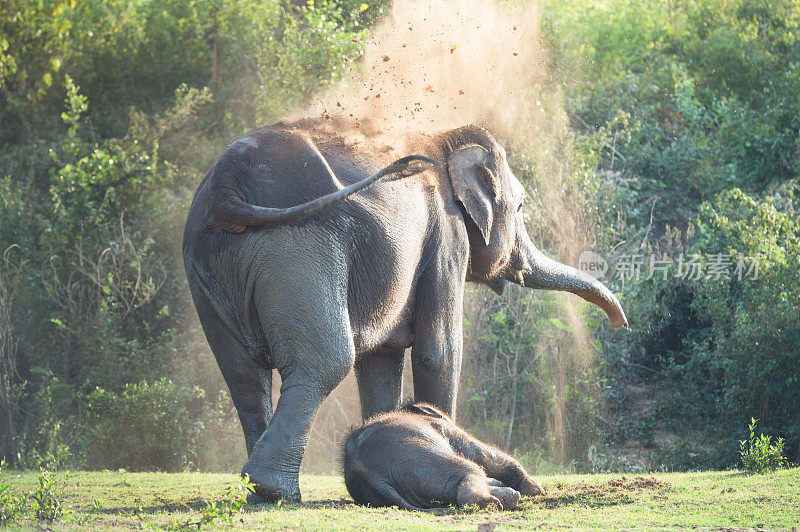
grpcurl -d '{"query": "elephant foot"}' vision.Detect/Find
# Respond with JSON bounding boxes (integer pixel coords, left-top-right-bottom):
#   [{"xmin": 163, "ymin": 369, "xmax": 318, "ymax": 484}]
[
  {"xmin": 241, "ymin": 463, "xmax": 301, "ymax": 503},
  {"xmin": 489, "ymin": 486, "xmax": 521, "ymax": 510},
  {"xmin": 457, "ymin": 475, "xmax": 502, "ymax": 511},
  {"xmin": 487, "ymin": 476, "xmax": 543, "ymax": 499},
  {"xmin": 518, "ymin": 476, "xmax": 544, "ymax": 497}
]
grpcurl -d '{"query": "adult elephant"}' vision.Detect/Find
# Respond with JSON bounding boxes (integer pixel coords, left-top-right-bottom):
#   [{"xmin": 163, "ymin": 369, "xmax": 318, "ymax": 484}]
[{"xmin": 182, "ymin": 118, "xmax": 627, "ymax": 502}]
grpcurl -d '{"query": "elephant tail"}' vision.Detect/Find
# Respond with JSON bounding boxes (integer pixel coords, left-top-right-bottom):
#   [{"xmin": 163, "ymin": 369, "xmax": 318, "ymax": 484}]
[{"xmin": 212, "ymin": 155, "xmax": 439, "ymax": 233}]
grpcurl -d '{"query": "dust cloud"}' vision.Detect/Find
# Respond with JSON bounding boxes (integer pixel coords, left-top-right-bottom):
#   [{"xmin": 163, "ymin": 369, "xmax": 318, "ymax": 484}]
[{"xmin": 304, "ymin": 0, "xmax": 546, "ymax": 145}]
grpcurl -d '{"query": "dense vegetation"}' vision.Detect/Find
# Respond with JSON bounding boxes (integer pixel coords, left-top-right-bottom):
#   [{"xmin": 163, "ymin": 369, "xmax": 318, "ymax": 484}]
[{"xmin": 1, "ymin": 0, "xmax": 798, "ymax": 474}]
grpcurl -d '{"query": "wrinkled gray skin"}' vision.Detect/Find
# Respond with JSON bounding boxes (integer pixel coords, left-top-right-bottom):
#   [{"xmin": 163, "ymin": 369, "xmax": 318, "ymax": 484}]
[
  {"xmin": 344, "ymin": 402, "xmax": 543, "ymax": 510},
  {"xmin": 182, "ymin": 117, "xmax": 627, "ymax": 502}
]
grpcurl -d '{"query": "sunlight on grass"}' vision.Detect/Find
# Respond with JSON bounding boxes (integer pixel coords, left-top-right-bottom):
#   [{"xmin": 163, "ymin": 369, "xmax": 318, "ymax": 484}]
[{"xmin": 2, "ymin": 468, "xmax": 798, "ymax": 530}]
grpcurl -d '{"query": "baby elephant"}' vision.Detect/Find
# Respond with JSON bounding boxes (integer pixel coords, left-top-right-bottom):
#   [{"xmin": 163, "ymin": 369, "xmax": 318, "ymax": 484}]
[{"xmin": 343, "ymin": 402, "xmax": 543, "ymax": 511}]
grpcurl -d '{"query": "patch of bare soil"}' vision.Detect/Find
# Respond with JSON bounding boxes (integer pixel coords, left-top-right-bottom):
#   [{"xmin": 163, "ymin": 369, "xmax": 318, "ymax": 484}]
[
  {"xmin": 606, "ymin": 476, "xmax": 668, "ymax": 490},
  {"xmin": 533, "ymin": 476, "xmax": 670, "ymax": 508}
]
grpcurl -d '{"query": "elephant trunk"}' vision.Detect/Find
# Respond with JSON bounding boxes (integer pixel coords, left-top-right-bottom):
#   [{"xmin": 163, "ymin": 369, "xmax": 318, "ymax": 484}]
[{"xmin": 509, "ymin": 230, "xmax": 628, "ymax": 329}]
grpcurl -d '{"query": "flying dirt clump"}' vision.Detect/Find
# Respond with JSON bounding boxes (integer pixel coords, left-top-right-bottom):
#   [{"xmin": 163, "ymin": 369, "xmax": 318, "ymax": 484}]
[{"xmin": 304, "ymin": 0, "xmax": 547, "ymax": 151}]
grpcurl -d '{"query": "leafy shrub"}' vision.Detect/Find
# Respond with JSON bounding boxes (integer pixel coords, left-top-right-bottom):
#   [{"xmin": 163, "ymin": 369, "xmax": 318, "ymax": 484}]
[
  {"xmin": 164, "ymin": 475, "xmax": 255, "ymax": 530},
  {"xmin": 0, "ymin": 459, "xmax": 26, "ymax": 526},
  {"xmin": 609, "ymin": 188, "xmax": 800, "ymax": 468},
  {"xmin": 11, "ymin": 370, "xmax": 77, "ymax": 471},
  {"xmin": 29, "ymin": 469, "xmax": 68, "ymax": 523},
  {"xmin": 740, "ymin": 418, "xmax": 788, "ymax": 474},
  {"xmin": 82, "ymin": 379, "xmax": 205, "ymax": 471},
  {"xmin": 0, "ymin": 1, "xmax": 370, "ymax": 471},
  {"xmin": 550, "ymin": 0, "xmax": 800, "ymax": 232},
  {"xmin": 461, "ymin": 286, "xmax": 608, "ymax": 471},
  {"xmin": 0, "ymin": 455, "xmax": 72, "ymax": 525},
  {"xmin": 689, "ymin": 190, "xmax": 800, "ymax": 462}
]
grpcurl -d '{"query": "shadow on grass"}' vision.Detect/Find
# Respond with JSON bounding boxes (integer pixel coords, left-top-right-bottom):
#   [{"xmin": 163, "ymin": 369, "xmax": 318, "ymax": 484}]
[
  {"xmin": 246, "ymin": 498, "xmax": 355, "ymax": 511},
  {"xmin": 103, "ymin": 476, "xmax": 671, "ymax": 517},
  {"xmin": 243, "ymin": 476, "xmax": 671, "ymax": 513},
  {"xmin": 247, "ymin": 499, "xmax": 475, "ymax": 516},
  {"xmin": 101, "ymin": 498, "xmax": 212, "ymax": 516},
  {"xmin": 105, "ymin": 498, "xmax": 361, "ymax": 518}
]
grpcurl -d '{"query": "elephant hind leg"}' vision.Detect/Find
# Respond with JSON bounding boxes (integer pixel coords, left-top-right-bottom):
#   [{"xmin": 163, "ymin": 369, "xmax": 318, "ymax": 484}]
[
  {"xmin": 454, "ymin": 468, "xmax": 519, "ymax": 510},
  {"xmin": 243, "ymin": 319, "xmax": 356, "ymax": 502},
  {"xmin": 402, "ymin": 451, "xmax": 503, "ymax": 510},
  {"xmin": 243, "ymin": 246, "xmax": 356, "ymax": 501},
  {"xmin": 188, "ymin": 280, "xmax": 273, "ymax": 457}
]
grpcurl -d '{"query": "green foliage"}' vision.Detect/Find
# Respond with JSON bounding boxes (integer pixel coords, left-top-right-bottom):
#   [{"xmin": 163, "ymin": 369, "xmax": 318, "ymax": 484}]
[
  {"xmin": 540, "ymin": 0, "xmax": 800, "ymax": 470},
  {"xmin": 740, "ymin": 418, "xmax": 788, "ymax": 474},
  {"xmin": 600, "ymin": 189, "xmax": 800, "ymax": 468},
  {"xmin": 29, "ymin": 469, "xmax": 69, "ymax": 523},
  {"xmin": 164, "ymin": 475, "xmax": 255, "ymax": 529},
  {"xmin": 61, "ymin": 75, "xmax": 87, "ymax": 140},
  {"xmin": 547, "ymin": 0, "xmax": 800, "ymax": 231},
  {"xmin": 0, "ymin": 459, "xmax": 26, "ymax": 526},
  {"xmin": 82, "ymin": 379, "xmax": 205, "ymax": 471},
  {"xmin": 11, "ymin": 371, "xmax": 75, "ymax": 471},
  {"xmin": 0, "ymin": 0, "xmax": 373, "ymax": 141},
  {"xmin": 462, "ymin": 285, "xmax": 608, "ymax": 470},
  {"xmin": 48, "ymin": 75, "xmax": 164, "ymax": 242},
  {"xmin": 692, "ymin": 190, "xmax": 800, "ymax": 431},
  {"xmin": 194, "ymin": 390, "xmax": 247, "ymax": 473},
  {"xmin": 252, "ymin": 1, "xmax": 366, "ymax": 119},
  {"xmin": 670, "ymin": 190, "xmax": 797, "ymax": 464},
  {"xmin": 0, "ymin": 454, "xmax": 72, "ymax": 525},
  {"xmin": 0, "ymin": 0, "xmax": 375, "ymax": 474}
]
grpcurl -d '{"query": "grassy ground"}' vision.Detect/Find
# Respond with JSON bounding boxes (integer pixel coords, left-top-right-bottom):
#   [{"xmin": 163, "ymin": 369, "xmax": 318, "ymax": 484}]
[{"xmin": 2, "ymin": 468, "xmax": 799, "ymax": 530}]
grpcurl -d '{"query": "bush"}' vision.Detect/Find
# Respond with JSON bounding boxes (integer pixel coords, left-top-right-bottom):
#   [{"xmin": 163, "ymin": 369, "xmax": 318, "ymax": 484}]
[
  {"xmin": 690, "ymin": 189, "xmax": 800, "ymax": 462},
  {"xmin": 740, "ymin": 418, "xmax": 788, "ymax": 474},
  {"xmin": 195, "ymin": 390, "xmax": 247, "ymax": 473},
  {"xmin": 461, "ymin": 285, "xmax": 608, "ymax": 471},
  {"xmin": 609, "ymin": 188, "xmax": 800, "ymax": 468},
  {"xmin": 0, "ymin": 454, "xmax": 72, "ymax": 525},
  {"xmin": 29, "ymin": 469, "xmax": 68, "ymax": 523},
  {"xmin": 550, "ymin": 0, "xmax": 800, "ymax": 232},
  {"xmin": 0, "ymin": 0, "xmax": 371, "ymax": 472},
  {"xmin": 81, "ymin": 379, "xmax": 205, "ymax": 471},
  {"xmin": 0, "ymin": 459, "xmax": 26, "ymax": 526}
]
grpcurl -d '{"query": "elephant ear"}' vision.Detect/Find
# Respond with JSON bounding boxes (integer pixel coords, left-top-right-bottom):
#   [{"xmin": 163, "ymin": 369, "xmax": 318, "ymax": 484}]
[{"xmin": 447, "ymin": 144, "xmax": 496, "ymax": 246}]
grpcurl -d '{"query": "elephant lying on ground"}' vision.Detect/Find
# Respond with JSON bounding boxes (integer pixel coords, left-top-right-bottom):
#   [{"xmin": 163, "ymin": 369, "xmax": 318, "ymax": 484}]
[
  {"xmin": 344, "ymin": 402, "xmax": 543, "ymax": 510},
  {"xmin": 182, "ymin": 117, "xmax": 627, "ymax": 501}
]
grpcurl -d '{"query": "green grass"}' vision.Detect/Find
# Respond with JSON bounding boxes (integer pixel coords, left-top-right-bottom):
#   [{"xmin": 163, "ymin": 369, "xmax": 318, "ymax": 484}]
[{"xmin": 2, "ymin": 468, "xmax": 799, "ymax": 530}]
